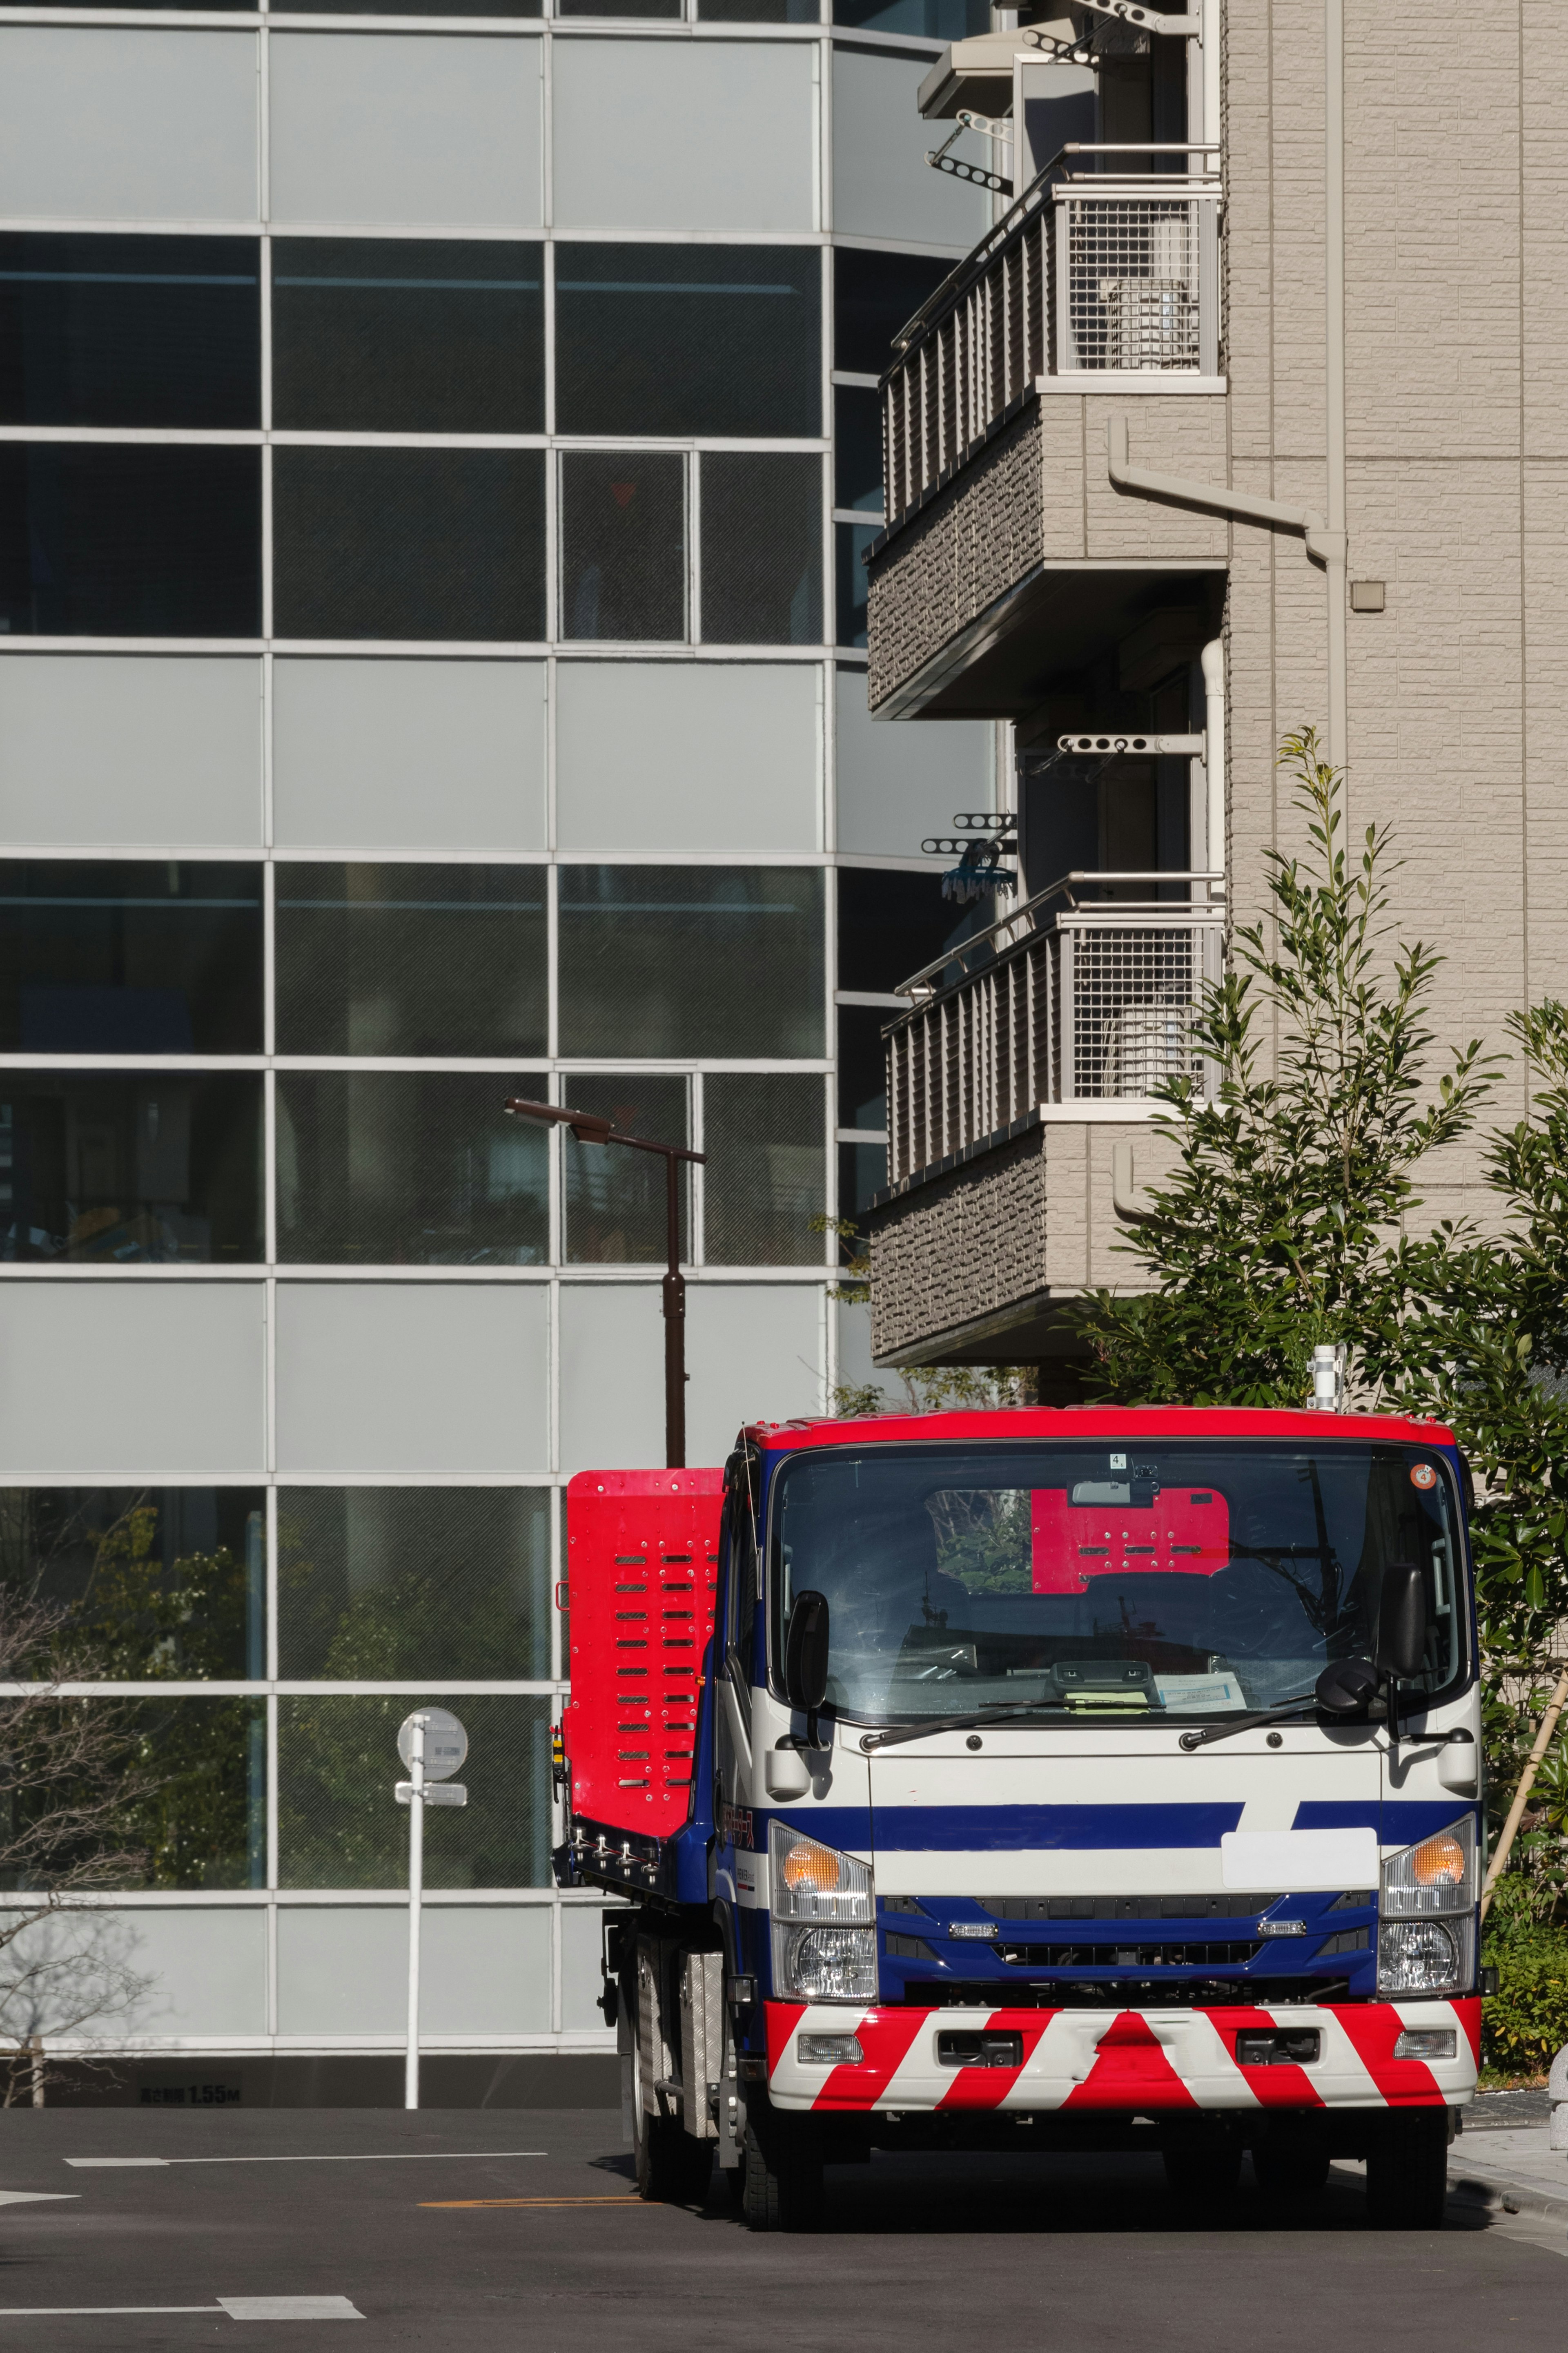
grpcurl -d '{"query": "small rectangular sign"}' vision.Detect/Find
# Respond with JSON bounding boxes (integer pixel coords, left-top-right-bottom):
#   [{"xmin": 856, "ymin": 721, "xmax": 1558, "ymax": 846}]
[
  {"xmin": 1220, "ymin": 1826, "xmax": 1380, "ymax": 1891},
  {"xmin": 395, "ymin": 1782, "xmax": 468, "ymax": 1808}
]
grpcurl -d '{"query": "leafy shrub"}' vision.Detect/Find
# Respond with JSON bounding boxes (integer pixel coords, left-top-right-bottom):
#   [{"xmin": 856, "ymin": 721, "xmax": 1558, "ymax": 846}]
[{"xmin": 1481, "ymin": 1920, "xmax": 1568, "ymax": 2074}]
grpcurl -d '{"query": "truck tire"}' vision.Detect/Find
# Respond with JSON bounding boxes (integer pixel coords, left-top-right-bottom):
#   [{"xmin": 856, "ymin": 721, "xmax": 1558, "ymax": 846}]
[
  {"xmin": 1364, "ymin": 2111, "xmax": 1449, "ymax": 2230},
  {"xmin": 1162, "ymin": 2145, "xmax": 1242, "ymax": 2209},
  {"xmin": 628, "ymin": 2003, "xmax": 712, "ymax": 2206},
  {"xmin": 742, "ymin": 2119, "xmax": 824, "ymax": 2233},
  {"xmin": 1252, "ymin": 2145, "xmax": 1330, "ymax": 2203}
]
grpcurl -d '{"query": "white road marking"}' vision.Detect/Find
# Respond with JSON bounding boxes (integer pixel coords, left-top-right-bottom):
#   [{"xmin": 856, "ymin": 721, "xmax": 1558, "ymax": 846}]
[
  {"xmin": 219, "ymin": 2297, "xmax": 363, "ymax": 2320},
  {"xmin": 65, "ymin": 2159, "xmax": 169, "ymax": 2169},
  {"xmin": 0, "ymin": 2193, "xmax": 78, "ymax": 2206},
  {"xmin": 66, "ymin": 2150, "xmax": 543, "ymax": 2169}
]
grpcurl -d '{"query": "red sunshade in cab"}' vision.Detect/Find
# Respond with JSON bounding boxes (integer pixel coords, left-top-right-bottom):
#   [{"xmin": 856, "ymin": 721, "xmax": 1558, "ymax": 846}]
[
  {"xmin": 1031, "ymin": 1487, "xmax": 1231, "ymax": 1593},
  {"xmin": 564, "ymin": 1468, "xmax": 722, "ymax": 1839}
]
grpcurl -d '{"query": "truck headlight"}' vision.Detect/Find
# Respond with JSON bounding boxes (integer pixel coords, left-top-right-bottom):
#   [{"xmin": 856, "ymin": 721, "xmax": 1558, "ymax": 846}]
[
  {"xmin": 1378, "ymin": 1816, "xmax": 1477, "ymax": 1995},
  {"xmin": 1379, "ymin": 1815, "xmax": 1476, "ymax": 1916},
  {"xmin": 1377, "ymin": 1918, "xmax": 1473, "ymax": 1996},
  {"xmin": 773, "ymin": 1924, "xmax": 878, "ymax": 2004},
  {"xmin": 769, "ymin": 1821, "xmax": 873, "ymax": 1923}
]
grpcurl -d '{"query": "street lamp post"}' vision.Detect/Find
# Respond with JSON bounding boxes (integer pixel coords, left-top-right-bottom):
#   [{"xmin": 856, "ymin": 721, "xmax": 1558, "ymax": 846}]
[{"xmin": 503, "ymin": 1097, "xmax": 705, "ymax": 1470}]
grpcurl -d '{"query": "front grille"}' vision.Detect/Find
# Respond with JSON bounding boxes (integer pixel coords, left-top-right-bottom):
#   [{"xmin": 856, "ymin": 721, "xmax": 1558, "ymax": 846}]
[
  {"xmin": 999, "ymin": 1940, "xmax": 1263, "ymax": 1969},
  {"xmin": 903, "ymin": 1976, "xmax": 1355, "ymax": 2011},
  {"xmin": 981, "ymin": 1894, "xmax": 1275, "ymax": 1923}
]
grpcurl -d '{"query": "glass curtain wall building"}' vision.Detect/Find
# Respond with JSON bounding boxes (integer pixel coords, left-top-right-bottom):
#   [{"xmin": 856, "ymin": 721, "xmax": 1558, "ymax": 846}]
[{"xmin": 0, "ymin": 0, "xmax": 996, "ymax": 2091}]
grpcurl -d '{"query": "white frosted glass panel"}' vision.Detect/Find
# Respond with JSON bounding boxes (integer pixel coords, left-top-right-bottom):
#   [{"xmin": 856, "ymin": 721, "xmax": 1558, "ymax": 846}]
[
  {"xmin": 276, "ymin": 1907, "xmax": 404, "ymax": 2036},
  {"xmin": 274, "ymin": 1283, "xmax": 549, "ymax": 1474},
  {"xmin": 835, "ymin": 666, "xmax": 991, "ymax": 856},
  {"xmin": 559, "ymin": 1904, "xmax": 612, "ymax": 2034},
  {"xmin": 686, "ymin": 1282, "xmax": 822, "ymax": 1465},
  {"xmin": 269, "ymin": 35, "xmax": 543, "ymax": 229},
  {"xmin": 273, "ymin": 660, "xmax": 546, "ymax": 851},
  {"xmin": 831, "ymin": 47, "xmax": 989, "ymax": 250},
  {"xmin": 555, "ymin": 662, "xmax": 819, "ymax": 853},
  {"xmin": 0, "ymin": 657, "xmax": 261, "ymax": 849},
  {"xmin": 421, "ymin": 1907, "xmax": 551, "ymax": 2036},
  {"xmin": 552, "ymin": 40, "xmax": 813, "ymax": 233},
  {"xmin": 0, "ymin": 30, "xmax": 258, "ymax": 223},
  {"xmin": 0, "ymin": 1284, "xmax": 264, "ymax": 1476},
  {"xmin": 557, "ymin": 1283, "xmax": 664, "ymax": 1476},
  {"xmin": 0, "ymin": 1907, "xmax": 266, "ymax": 2040}
]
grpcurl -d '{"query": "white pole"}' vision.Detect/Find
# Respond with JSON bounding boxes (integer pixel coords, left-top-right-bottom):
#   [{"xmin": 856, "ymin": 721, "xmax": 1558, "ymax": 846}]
[{"xmin": 405, "ymin": 1712, "xmax": 426, "ymax": 2111}]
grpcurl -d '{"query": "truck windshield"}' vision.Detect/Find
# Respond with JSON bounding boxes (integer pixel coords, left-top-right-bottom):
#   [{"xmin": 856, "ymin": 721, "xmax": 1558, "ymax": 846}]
[{"xmin": 770, "ymin": 1440, "xmax": 1465, "ymax": 1725}]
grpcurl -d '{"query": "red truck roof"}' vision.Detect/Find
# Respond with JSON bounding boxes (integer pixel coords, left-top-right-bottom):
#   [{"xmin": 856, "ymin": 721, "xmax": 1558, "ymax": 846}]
[{"xmin": 741, "ymin": 1405, "xmax": 1457, "ymax": 1451}]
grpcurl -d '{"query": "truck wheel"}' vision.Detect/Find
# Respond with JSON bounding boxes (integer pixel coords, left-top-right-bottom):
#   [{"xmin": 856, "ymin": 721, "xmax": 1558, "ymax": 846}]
[
  {"xmin": 742, "ymin": 2121, "xmax": 824, "ymax": 2233},
  {"xmin": 1364, "ymin": 2111, "xmax": 1449, "ymax": 2230},
  {"xmin": 1163, "ymin": 2145, "xmax": 1242, "ymax": 2209},
  {"xmin": 1252, "ymin": 2146, "xmax": 1330, "ymax": 2204},
  {"xmin": 629, "ymin": 2019, "xmax": 712, "ymax": 2205}
]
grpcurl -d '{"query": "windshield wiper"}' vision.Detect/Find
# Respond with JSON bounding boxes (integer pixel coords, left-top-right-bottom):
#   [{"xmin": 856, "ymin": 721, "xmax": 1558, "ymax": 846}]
[
  {"xmin": 859, "ymin": 1704, "xmax": 1063, "ymax": 1754},
  {"xmin": 1176, "ymin": 1693, "xmax": 1321, "ymax": 1752}
]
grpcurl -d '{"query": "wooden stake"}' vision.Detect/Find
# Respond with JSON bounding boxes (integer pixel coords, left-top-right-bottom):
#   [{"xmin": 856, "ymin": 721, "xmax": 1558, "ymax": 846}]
[{"xmin": 1480, "ymin": 1662, "xmax": 1568, "ymax": 1922}]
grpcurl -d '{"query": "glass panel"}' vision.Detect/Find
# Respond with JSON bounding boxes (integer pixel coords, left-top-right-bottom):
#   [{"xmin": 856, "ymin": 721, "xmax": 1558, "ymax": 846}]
[
  {"xmin": 281, "ymin": 0, "xmax": 538, "ymax": 13},
  {"xmin": 833, "ymin": 246, "xmax": 955, "ymax": 377},
  {"xmin": 272, "ymin": 449, "xmax": 546, "ymax": 642},
  {"xmin": 274, "ymin": 863, "xmax": 547, "ymax": 1057},
  {"xmin": 129, "ymin": 1698, "xmax": 267, "ymax": 1889},
  {"xmin": 276, "ymin": 1072, "xmax": 548, "ymax": 1266},
  {"xmin": 837, "ymin": 865, "xmax": 995, "ymax": 994},
  {"xmin": 276, "ymin": 1488, "xmax": 551, "ymax": 1677},
  {"xmin": 556, "ymin": 243, "xmax": 821, "ymax": 437},
  {"xmin": 835, "ymin": 520, "xmax": 875, "ymax": 649},
  {"xmin": 838, "ymin": 1136, "xmax": 887, "ymax": 1221},
  {"xmin": 278, "ymin": 1694, "xmax": 552, "ymax": 1889},
  {"xmin": 0, "ymin": 446, "xmax": 261, "ymax": 638},
  {"xmin": 0, "ymin": 232, "xmax": 259, "ymax": 429},
  {"xmin": 557, "ymin": 0, "xmax": 678, "ymax": 12},
  {"xmin": 558, "ymin": 866, "xmax": 826, "ymax": 1057},
  {"xmin": 703, "ymin": 1072, "xmax": 825, "ymax": 1265},
  {"xmin": 834, "ymin": 384, "xmax": 884, "ymax": 513},
  {"xmin": 699, "ymin": 453, "xmax": 822, "ymax": 646},
  {"xmin": 699, "ymin": 0, "xmax": 819, "ymax": 16},
  {"xmin": 0, "ymin": 860, "xmax": 263, "ymax": 1054},
  {"xmin": 270, "ymin": 238, "xmax": 543, "ymax": 433},
  {"xmin": 559, "ymin": 452, "xmax": 686, "ymax": 644},
  {"xmin": 0, "ymin": 1486, "xmax": 265, "ymax": 1676},
  {"xmin": 0, "ymin": 1073, "xmax": 263, "ymax": 1264},
  {"xmin": 837, "ymin": 1002, "xmax": 889, "ymax": 1129},
  {"xmin": 561, "ymin": 1073, "xmax": 689, "ymax": 1264},
  {"xmin": 832, "ymin": 0, "xmax": 990, "ymax": 37}
]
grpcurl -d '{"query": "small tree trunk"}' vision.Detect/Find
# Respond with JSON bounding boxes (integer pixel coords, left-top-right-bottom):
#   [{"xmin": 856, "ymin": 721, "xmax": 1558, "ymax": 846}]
[
  {"xmin": 1481, "ymin": 1662, "xmax": 1568, "ymax": 1921},
  {"xmin": 29, "ymin": 2036, "xmax": 44, "ymax": 2109}
]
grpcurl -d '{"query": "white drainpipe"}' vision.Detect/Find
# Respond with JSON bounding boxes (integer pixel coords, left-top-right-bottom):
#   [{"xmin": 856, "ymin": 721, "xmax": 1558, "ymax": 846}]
[{"xmin": 1323, "ymin": 0, "xmax": 1349, "ymax": 770}]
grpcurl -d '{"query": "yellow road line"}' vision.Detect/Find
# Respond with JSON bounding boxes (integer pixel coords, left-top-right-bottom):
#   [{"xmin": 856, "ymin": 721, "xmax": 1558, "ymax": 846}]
[{"xmin": 419, "ymin": 2195, "xmax": 648, "ymax": 2209}]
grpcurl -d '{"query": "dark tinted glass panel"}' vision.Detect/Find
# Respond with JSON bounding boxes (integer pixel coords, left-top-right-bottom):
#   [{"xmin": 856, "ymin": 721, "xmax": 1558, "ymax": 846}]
[
  {"xmin": 834, "ymin": 246, "xmax": 955, "ymax": 377},
  {"xmin": 0, "ymin": 861, "xmax": 262, "ymax": 1053},
  {"xmin": 283, "ymin": 0, "xmax": 537, "ymax": 13},
  {"xmin": 272, "ymin": 449, "xmax": 546, "ymax": 641},
  {"xmin": 704, "ymin": 1073, "xmax": 825, "ymax": 1265},
  {"xmin": 276, "ymin": 1072, "xmax": 548, "ymax": 1265},
  {"xmin": 560, "ymin": 452, "xmax": 686, "ymax": 642},
  {"xmin": 834, "ymin": 384, "xmax": 884, "ymax": 513},
  {"xmin": 556, "ymin": 245, "xmax": 821, "ymax": 437},
  {"xmin": 0, "ymin": 446, "xmax": 260, "ymax": 637},
  {"xmin": 0, "ymin": 234, "xmax": 259, "ymax": 429},
  {"xmin": 837, "ymin": 1002, "xmax": 889, "ymax": 1129},
  {"xmin": 559, "ymin": 867, "xmax": 825, "ymax": 1058},
  {"xmin": 838, "ymin": 1135, "xmax": 887, "ymax": 1220},
  {"xmin": 833, "ymin": 0, "xmax": 988, "ymax": 34},
  {"xmin": 700, "ymin": 0, "xmax": 817, "ymax": 15},
  {"xmin": 838, "ymin": 865, "xmax": 993, "ymax": 995},
  {"xmin": 127, "ymin": 1697, "xmax": 267, "ymax": 1889},
  {"xmin": 700, "ymin": 453, "xmax": 822, "ymax": 645},
  {"xmin": 558, "ymin": 0, "xmax": 677, "ymax": 12},
  {"xmin": 835, "ymin": 520, "xmax": 874, "ymax": 647},
  {"xmin": 275, "ymin": 863, "xmax": 547, "ymax": 1057},
  {"xmin": 271, "ymin": 239, "xmax": 542, "ymax": 433},
  {"xmin": 279, "ymin": 1693, "xmax": 551, "ymax": 1888},
  {"xmin": 0, "ymin": 1487, "xmax": 265, "ymax": 1678},
  {"xmin": 562, "ymin": 1074, "xmax": 689, "ymax": 1264},
  {"xmin": 1, "ymin": 1073, "xmax": 262, "ymax": 1265},
  {"xmin": 277, "ymin": 1488, "xmax": 550, "ymax": 1678}
]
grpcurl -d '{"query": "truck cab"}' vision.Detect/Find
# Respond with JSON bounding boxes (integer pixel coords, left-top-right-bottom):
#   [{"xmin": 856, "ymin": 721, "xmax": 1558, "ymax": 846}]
[{"xmin": 558, "ymin": 1406, "xmax": 1483, "ymax": 2231}]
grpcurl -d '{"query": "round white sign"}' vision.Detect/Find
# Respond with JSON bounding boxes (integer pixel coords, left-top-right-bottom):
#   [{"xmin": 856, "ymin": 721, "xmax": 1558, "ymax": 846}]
[{"xmin": 397, "ymin": 1707, "xmax": 468, "ymax": 1782}]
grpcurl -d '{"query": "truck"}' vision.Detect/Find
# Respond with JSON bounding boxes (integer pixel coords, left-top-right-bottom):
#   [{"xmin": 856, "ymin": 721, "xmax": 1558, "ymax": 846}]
[{"xmin": 555, "ymin": 1404, "xmax": 1486, "ymax": 2231}]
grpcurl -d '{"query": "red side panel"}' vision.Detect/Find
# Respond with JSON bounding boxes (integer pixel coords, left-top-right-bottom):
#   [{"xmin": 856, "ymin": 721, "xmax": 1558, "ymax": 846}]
[
  {"xmin": 1031, "ymin": 1485, "xmax": 1232, "ymax": 1592},
  {"xmin": 564, "ymin": 1468, "xmax": 723, "ymax": 1839}
]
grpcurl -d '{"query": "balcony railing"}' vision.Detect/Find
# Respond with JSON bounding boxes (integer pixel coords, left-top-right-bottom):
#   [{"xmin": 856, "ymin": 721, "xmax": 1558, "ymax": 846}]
[
  {"xmin": 880, "ymin": 146, "xmax": 1221, "ymax": 535},
  {"xmin": 884, "ymin": 874, "xmax": 1225, "ymax": 1187}
]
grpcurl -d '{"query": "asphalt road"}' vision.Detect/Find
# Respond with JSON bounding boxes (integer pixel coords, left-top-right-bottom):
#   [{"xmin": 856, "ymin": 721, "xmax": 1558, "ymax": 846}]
[{"xmin": 0, "ymin": 2106, "xmax": 1560, "ymax": 2351}]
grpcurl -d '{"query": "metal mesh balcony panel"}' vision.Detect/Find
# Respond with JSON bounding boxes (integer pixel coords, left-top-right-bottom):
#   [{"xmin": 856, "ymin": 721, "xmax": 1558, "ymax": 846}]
[
  {"xmin": 1062, "ymin": 196, "xmax": 1202, "ymax": 372},
  {"xmin": 1069, "ymin": 926, "xmax": 1204, "ymax": 1099}
]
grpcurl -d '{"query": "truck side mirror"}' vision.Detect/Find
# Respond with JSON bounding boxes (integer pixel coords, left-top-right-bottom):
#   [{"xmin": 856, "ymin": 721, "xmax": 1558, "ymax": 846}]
[
  {"xmin": 784, "ymin": 1589, "xmax": 831, "ymax": 1716},
  {"xmin": 1316, "ymin": 1656, "xmax": 1378, "ymax": 1714},
  {"xmin": 1375, "ymin": 1560, "xmax": 1428, "ymax": 1682}
]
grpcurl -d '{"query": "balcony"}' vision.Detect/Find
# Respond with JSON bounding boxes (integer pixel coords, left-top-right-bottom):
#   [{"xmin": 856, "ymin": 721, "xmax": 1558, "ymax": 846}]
[
  {"xmin": 868, "ymin": 875, "xmax": 1223, "ymax": 1372},
  {"xmin": 866, "ymin": 148, "xmax": 1228, "ymax": 723}
]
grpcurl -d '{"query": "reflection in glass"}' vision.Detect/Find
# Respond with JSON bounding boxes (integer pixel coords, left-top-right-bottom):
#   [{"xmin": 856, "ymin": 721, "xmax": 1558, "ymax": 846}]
[
  {"xmin": 704, "ymin": 1073, "xmax": 826, "ymax": 1265},
  {"xmin": 835, "ymin": 520, "xmax": 875, "ymax": 649},
  {"xmin": 271, "ymin": 239, "xmax": 543, "ymax": 433},
  {"xmin": 0, "ymin": 232, "xmax": 260, "ymax": 429},
  {"xmin": 699, "ymin": 0, "xmax": 818, "ymax": 16},
  {"xmin": 555, "ymin": 245, "xmax": 821, "ymax": 437},
  {"xmin": 700, "ymin": 454, "xmax": 822, "ymax": 645},
  {"xmin": 558, "ymin": 867, "xmax": 825, "ymax": 1058},
  {"xmin": 838, "ymin": 1137, "xmax": 888, "ymax": 1222},
  {"xmin": 126, "ymin": 1698, "xmax": 267, "ymax": 1889},
  {"xmin": 274, "ymin": 864, "xmax": 547, "ymax": 1057},
  {"xmin": 834, "ymin": 384, "xmax": 884, "ymax": 513},
  {"xmin": 832, "ymin": 0, "xmax": 990, "ymax": 41},
  {"xmin": 0, "ymin": 861, "xmax": 262, "ymax": 1054},
  {"xmin": 0, "ymin": 1073, "xmax": 262, "ymax": 1264},
  {"xmin": 833, "ymin": 246, "xmax": 954, "ymax": 378},
  {"xmin": 277, "ymin": 1488, "xmax": 551, "ymax": 1678},
  {"xmin": 279, "ymin": 1694, "xmax": 552, "ymax": 1888},
  {"xmin": 562, "ymin": 1075, "xmax": 689, "ymax": 1264},
  {"xmin": 837, "ymin": 865, "xmax": 996, "ymax": 995},
  {"xmin": 276, "ymin": 1073, "xmax": 548, "ymax": 1266},
  {"xmin": 836, "ymin": 1003, "xmax": 889, "ymax": 1130},
  {"xmin": 272, "ymin": 448, "xmax": 546, "ymax": 641},
  {"xmin": 560, "ymin": 452, "xmax": 686, "ymax": 642},
  {"xmin": 0, "ymin": 445, "xmax": 261, "ymax": 637},
  {"xmin": 0, "ymin": 1486, "xmax": 265, "ymax": 1678}
]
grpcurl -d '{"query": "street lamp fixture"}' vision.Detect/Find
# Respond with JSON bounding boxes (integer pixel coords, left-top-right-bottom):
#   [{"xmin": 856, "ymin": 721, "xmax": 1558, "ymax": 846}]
[{"xmin": 503, "ymin": 1097, "xmax": 706, "ymax": 1470}]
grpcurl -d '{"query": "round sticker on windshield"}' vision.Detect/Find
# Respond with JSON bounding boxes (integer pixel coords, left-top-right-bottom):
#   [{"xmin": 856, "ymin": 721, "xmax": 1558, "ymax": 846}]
[{"xmin": 1410, "ymin": 1462, "xmax": 1437, "ymax": 1491}]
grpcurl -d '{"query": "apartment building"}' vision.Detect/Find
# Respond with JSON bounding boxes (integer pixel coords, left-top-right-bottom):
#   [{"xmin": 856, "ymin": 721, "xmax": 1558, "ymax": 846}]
[
  {"xmin": 0, "ymin": 0, "xmax": 998, "ymax": 2098},
  {"xmin": 864, "ymin": 0, "xmax": 1565, "ymax": 1387}
]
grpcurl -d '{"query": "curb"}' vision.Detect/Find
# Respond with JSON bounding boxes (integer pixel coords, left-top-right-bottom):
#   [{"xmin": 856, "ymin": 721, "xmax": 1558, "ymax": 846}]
[{"xmin": 1447, "ymin": 2161, "xmax": 1568, "ymax": 2232}]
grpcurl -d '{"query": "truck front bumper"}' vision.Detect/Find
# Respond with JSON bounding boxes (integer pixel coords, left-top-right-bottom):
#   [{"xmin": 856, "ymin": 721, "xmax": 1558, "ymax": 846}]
[{"xmin": 764, "ymin": 1998, "xmax": 1480, "ymax": 2114}]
